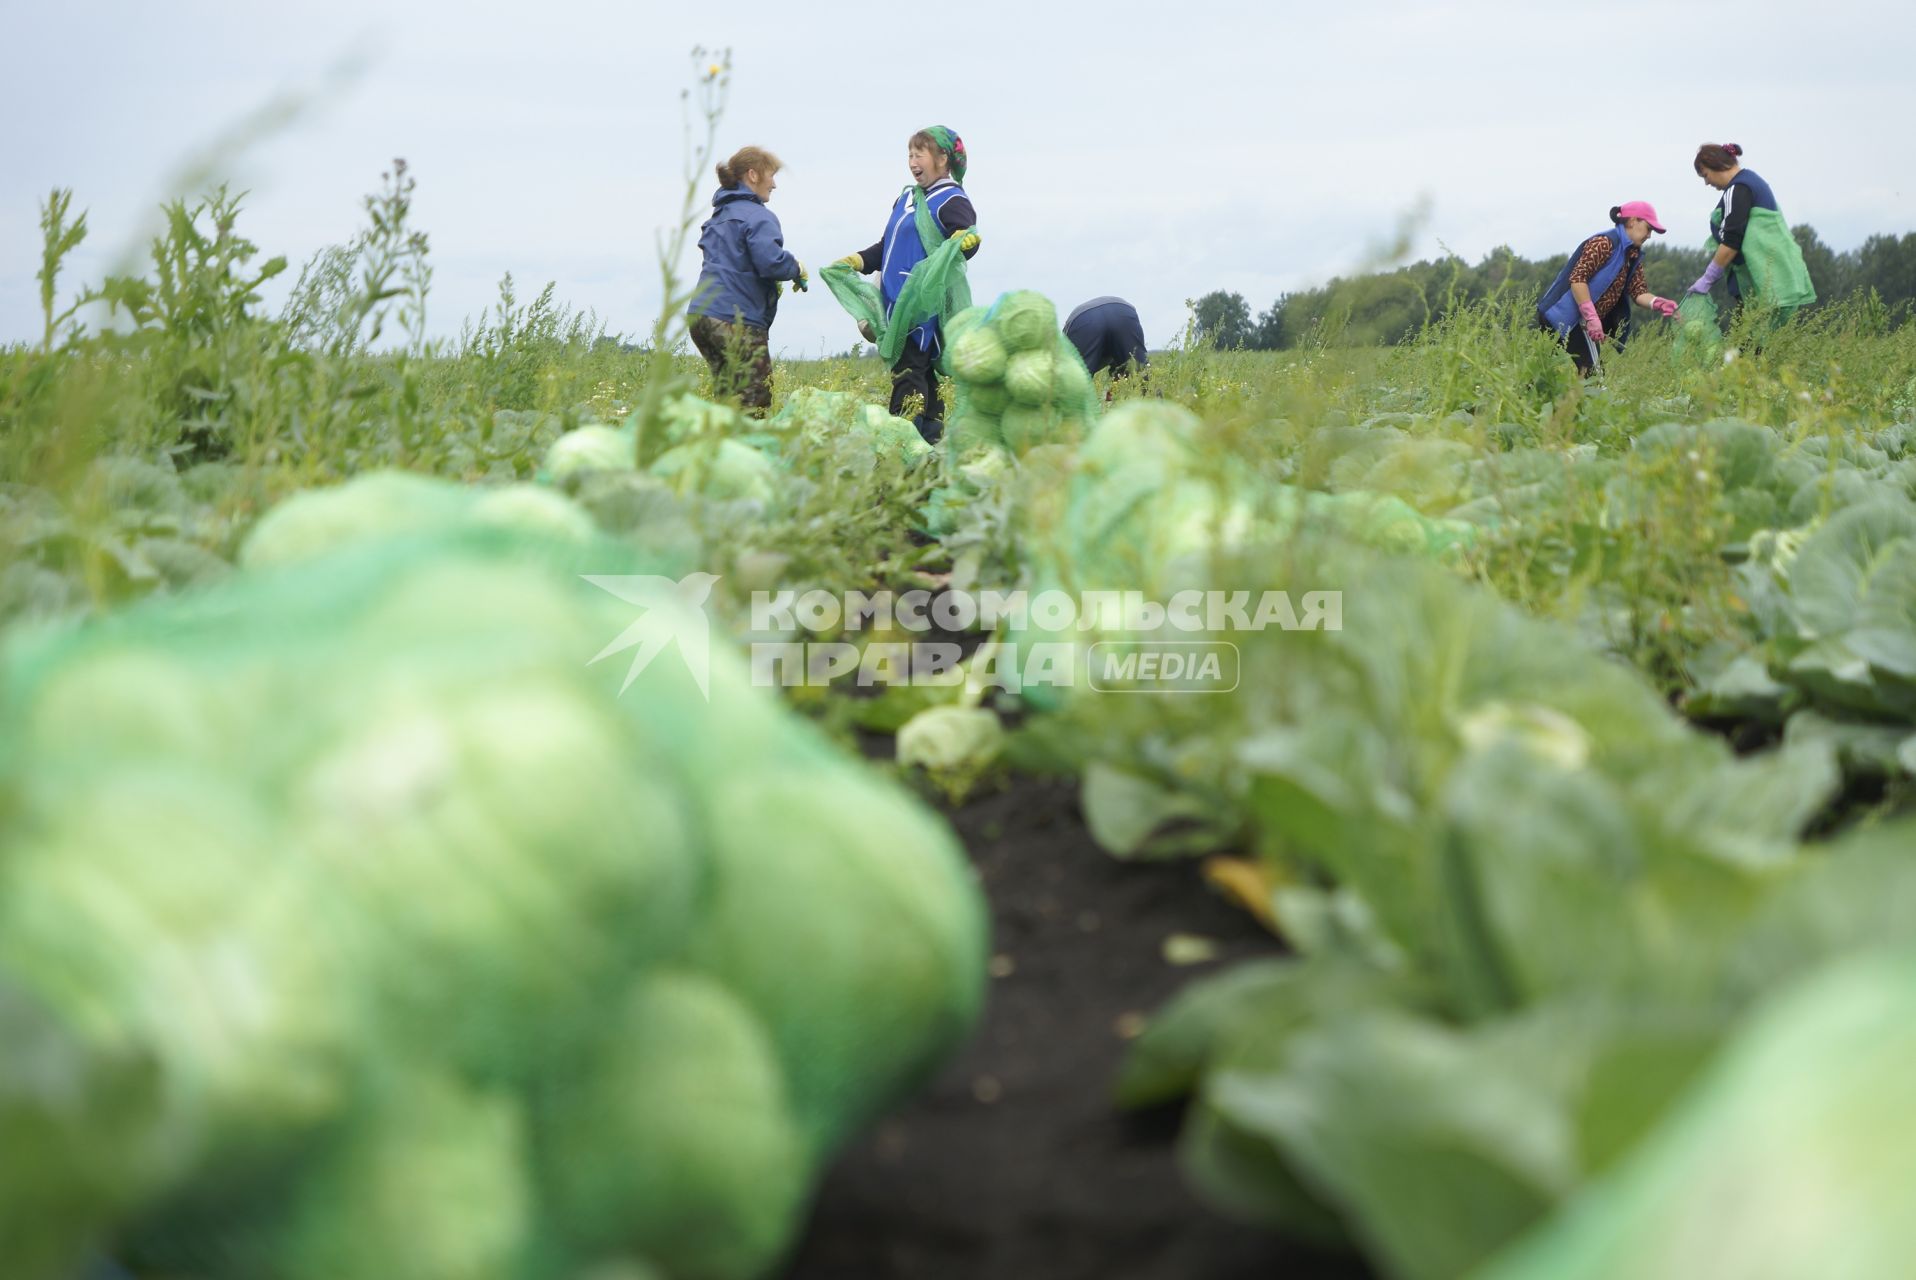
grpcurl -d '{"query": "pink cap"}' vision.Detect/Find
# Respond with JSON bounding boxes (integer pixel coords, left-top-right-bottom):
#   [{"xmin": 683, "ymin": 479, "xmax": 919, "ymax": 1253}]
[{"xmin": 1617, "ymin": 200, "xmax": 1666, "ymax": 233}]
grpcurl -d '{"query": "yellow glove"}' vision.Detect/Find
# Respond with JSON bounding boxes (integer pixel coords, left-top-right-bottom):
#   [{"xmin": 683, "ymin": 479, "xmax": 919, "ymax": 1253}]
[
  {"xmin": 954, "ymin": 230, "xmax": 980, "ymax": 253},
  {"xmin": 836, "ymin": 253, "xmax": 864, "ymax": 271},
  {"xmin": 793, "ymin": 260, "xmax": 808, "ymax": 293}
]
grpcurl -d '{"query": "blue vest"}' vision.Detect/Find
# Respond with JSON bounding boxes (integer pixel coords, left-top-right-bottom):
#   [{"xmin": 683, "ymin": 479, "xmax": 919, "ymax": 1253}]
[
  {"xmin": 1710, "ymin": 171, "xmax": 1780, "ymax": 301},
  {"xmin": 879, "ymin": 181, "xmax": 970, "ymax": 352},
  {"xmin": 1537, "ymin": 227, "xmax": 1635, "ymax": 338},
  {"xmin": 1709, "ymin": 169, "xmax": 1780, "ymax": 239}
]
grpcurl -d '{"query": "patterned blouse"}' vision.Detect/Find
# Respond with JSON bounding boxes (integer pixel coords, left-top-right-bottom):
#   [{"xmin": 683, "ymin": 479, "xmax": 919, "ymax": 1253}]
[{"xmin": 1568, "ymin": 235, "xmax": 1647, "ymax": 316}]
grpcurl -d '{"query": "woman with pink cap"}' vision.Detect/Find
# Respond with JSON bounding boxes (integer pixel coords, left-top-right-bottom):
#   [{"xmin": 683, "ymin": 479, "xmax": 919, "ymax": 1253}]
[{"xmin": 1536, "ymin": 203, "xmax": 1681, "ymax": 376}]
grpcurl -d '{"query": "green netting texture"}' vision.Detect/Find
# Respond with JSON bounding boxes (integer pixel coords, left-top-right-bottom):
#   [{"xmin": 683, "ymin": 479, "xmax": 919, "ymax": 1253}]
[
  {"xmin": 822, "ymin": 186, "xmax": 974, "ymax": 371},
  {"xmin": 942, "ymin": 291, "xmax": 1103, "ymax": 457},
  {"xmin": 0, "ymin": 480, "xmax": 986, "ymax": 1280}
]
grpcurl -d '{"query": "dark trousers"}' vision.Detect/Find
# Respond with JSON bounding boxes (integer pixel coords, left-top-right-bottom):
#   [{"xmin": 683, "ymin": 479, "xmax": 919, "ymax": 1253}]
[
  {"xmin": 1542, "ymin": 300, "xmax": 1630, "ymax": 377},
  {"xmin": 1067, "ymin": 302, "xmax": 1150, "ymax": 378},
  {"xmin": 888, "ymin": 338, "xmax": 943, "ymax": 428},
  {"xmin": 690, "ymin": 315, "xmax": 773, "ymax": 415}
]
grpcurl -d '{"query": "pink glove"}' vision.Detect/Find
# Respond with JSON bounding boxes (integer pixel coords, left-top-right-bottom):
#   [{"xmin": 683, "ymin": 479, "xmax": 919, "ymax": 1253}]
[
  {"xmin": 1649, "ymin": 296, "xmax": 1679, "ymax": 319},
  {"xmin": 1577, "ymin": 299, "xmax": 1604, "ymax": 344}
]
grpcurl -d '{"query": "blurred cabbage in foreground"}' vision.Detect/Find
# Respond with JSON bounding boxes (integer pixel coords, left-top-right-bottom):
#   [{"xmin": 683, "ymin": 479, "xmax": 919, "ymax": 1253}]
[{"xmin": 0, "ymin": 477, "xmax": 987, "ymax": 1280}]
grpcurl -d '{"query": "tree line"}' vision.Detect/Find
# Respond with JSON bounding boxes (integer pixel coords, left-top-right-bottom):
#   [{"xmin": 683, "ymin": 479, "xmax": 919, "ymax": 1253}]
[{"xmin": 1189, "ymin": 225, "xmax": 1916, "ymax": 350}]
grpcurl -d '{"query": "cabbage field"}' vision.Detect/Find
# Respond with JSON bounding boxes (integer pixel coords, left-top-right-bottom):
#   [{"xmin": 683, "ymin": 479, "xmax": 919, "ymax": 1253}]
[{"xmin": 7, "ymin": 171, "xmax": 1916, "ymax": 1280}]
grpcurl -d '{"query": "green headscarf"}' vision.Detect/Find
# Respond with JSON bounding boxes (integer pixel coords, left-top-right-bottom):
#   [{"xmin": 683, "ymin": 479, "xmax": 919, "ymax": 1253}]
[{"xmin": 920, "ymin": 126, "xmax": 968, "ymax": 184}]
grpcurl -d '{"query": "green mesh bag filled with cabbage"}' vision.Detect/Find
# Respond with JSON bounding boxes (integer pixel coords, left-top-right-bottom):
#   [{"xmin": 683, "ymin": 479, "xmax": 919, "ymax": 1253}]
[
  {"xmin": 0, "ymin": 507, "xmax": 987, "ymax": 1280},
  {"xmin": 1673, "ymin": 293, "xmax": 1721, "ymax": 359},
  {"xmin": 943, "ymin": 291, "xmax": 1100, "ymax": 457},
  {"xmin": 242, "ymin": 470, "xmax": 599, "ymax": 568}
]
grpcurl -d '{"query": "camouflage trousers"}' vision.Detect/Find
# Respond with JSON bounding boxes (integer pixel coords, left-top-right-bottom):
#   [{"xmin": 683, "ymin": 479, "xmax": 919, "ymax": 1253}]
[{"xmin": 689, "ymin": 315, "xmax": 773, "ymax": 415}]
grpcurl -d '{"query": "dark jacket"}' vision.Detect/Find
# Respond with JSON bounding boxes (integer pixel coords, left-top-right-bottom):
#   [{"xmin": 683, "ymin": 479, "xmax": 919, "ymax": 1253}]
[
  {"xmin": 689, "ymin": 186, "xmax": 802, "ymax": 330},
  {"xmin": 1065, "ymin": 297, "xmax": 1149, "ymax": 375},
  {"xmin": 1711, "ymin": 171, "xmax": 1781, "ymax": 301},
  {"xmin": 1711, "ymin": 169, "xmax": 1779, "ymax": 253}
]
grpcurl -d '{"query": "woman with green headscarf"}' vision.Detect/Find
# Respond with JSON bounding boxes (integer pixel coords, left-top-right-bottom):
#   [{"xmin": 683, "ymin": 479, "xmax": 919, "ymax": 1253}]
[{"xmin": 835, "ymin": 126, "xmax": 980, "ymax": 443}]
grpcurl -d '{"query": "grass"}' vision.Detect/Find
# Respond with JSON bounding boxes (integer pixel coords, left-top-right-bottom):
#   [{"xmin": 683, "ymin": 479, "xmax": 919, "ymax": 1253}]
[{"xmin": 6, "ymin": 123, "xmax": 1916, "ymax": 717}]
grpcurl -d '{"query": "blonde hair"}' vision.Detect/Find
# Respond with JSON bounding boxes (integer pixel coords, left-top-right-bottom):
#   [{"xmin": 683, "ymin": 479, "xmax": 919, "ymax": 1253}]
[{"xmin": 716, "ymin": 146, "xmax": 782, "ymax": 188}]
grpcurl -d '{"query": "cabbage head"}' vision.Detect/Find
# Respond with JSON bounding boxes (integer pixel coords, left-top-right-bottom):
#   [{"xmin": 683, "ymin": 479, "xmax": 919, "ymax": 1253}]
[
  {"xmin": 944, "ymin": 305, "xmax": 988, "ymax": 348},
  {"xmin": 241, "ymin": 471, "xmax": 466, "ymax": 568},
  {"xmin": 272, "ymin": 1071, "xmax": 534, "ymax": 1280},
  {"xmin": 1053, "ymin": 349, "xmax": 1094, "ymax": 411},
  {"xmin": 650, "ymin": 439, "xmax": 779, "ymax": 505},
  {"xmin": 1005, "ymin": 350, "xmax": 1057, "ymax": 407},
  {"xmin": 0, "ymin": 526, "xmax": 987, "ymax": 1280},
  {"xmin": 951, "ymin": 327, "xmax": 1008, "ymax": 385},
  {"xmin": 242, "ymin": 473, "xmax": 598, "ymax": 570},
  {"xmin": 964, "ymin": 381, "xmax": 1010, "ymax": 417},
  {"xmin": 1482, "ymin": 947, "xmax": 1916, "ymax": 1280},
  {"xmin": 468, "ymin": 484, "xmax": 600, "ymax": 545},
  {"xmin": 543, "ymin": 424, "xmax": 638, "ymax": 482},
  {"xmin": 999, "ymin": 405, "xmax": 1055, "ymax": 455},
  {"xmin": 534, "ymin": 970, "xmax": 807, "ymax": 1280},
  {"xmin": 992, "ymin": 291, "xmax": 1059, "ymax": 353},
  {"xmin": 947, "ymin": 408, "xmax": 1006, "ymax": 453},
  {"xmin": 897, "ymin": 706, "xmax": 1005, "ymax": 774},
  {"xmin": 658, "ymin": 392, "xmax": 745, "ymax": 445}
]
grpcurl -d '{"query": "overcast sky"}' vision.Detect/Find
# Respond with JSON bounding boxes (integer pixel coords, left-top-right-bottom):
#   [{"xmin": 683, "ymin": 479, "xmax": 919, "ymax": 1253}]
[{"xmin": 4, "ymin": 0, "xmax": 1912, "ymax": 357}]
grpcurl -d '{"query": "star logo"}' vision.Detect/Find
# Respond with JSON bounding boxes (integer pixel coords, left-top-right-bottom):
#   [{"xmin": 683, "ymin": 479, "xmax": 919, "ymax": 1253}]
[{"xmin": 582, "ymin": 573, "xmax": 721, "ymax": 699}]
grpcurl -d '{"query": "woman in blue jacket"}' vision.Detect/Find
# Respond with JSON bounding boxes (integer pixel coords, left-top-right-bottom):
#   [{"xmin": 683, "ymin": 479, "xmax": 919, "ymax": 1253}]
[
  {"xmin": 1536, "ymin": 201, "xmax": 1680, "ymax": 377},
  {"xmin": 688, "ymin": 146, "xmax": 807, "ymax": 415}
]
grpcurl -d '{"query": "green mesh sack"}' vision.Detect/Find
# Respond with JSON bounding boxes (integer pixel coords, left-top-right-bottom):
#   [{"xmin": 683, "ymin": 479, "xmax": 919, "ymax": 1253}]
[
  {"xmin": 242, "ymin": 470, "xmax": 600, "ymax": 568},
  {"xmin": 943, "ymin": 290, "xmax": 1101, "ymax": 458},
  {"xmin": 532, "ymin": 970, "xmax": 808, "ymax": 1279},
  {"xmin": 1673, "ymin": 293, "xmax": 1722, "ymax": 358},
  {"xmin": 0, "ymin": 503, "xmax": 987, "ymax": 1280},
  {"xmin": 1711, "ymin": 206, "xmax": 1816, "ymax": 314},
  {"xmin": 821, "ymin": 186, "xmax": 974, "ymax": 372}
]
